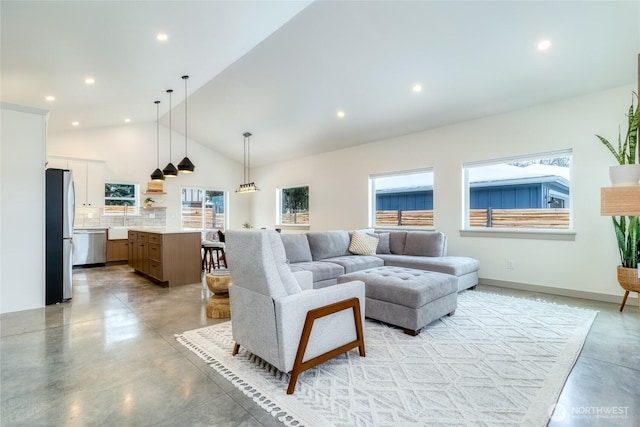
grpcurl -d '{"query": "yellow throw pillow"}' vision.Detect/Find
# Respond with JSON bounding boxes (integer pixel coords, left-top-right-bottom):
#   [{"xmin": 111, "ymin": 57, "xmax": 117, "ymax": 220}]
[{"xmin": 349, "ymin": 230, "xmax": 379, "ymax": 256}]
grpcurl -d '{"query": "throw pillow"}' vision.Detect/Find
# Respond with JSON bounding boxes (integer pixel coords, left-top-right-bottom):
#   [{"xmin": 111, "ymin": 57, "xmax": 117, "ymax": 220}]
[
  {"xmin": 374, "ymin": 232, "xmax": 391, "ymax": 254},
  {"xmin": 349, "ymin": 230, "xmax": 379, "ymax": 256}
]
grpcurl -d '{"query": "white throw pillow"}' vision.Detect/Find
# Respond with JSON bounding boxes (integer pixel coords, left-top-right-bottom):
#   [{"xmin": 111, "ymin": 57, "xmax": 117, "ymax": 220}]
[{"xmin": 349, "ymin": 230, "xmax": 379, "ymax": 256}]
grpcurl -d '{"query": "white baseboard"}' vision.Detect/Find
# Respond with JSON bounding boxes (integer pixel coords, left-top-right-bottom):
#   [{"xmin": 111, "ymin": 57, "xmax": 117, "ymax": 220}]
[{"xmin": 478, "ymin": 278, "xmax": 639, "ymax": 307}]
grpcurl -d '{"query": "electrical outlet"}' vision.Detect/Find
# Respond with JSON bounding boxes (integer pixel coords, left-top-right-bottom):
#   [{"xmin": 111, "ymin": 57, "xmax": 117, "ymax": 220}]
[{"xmin": 507, "ymin": 260, "xmax": 514, "ymax": 270}]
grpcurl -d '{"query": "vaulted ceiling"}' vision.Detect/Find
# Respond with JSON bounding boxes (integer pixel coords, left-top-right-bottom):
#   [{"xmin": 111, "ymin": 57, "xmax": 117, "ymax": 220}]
[{"xmin": 2, "ymin": 1, "xmax": 638, "ymax": 166}]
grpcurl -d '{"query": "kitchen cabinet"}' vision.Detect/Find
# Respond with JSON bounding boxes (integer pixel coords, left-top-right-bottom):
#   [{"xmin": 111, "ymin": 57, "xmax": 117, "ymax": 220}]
[
  {"xmin": 128, "ymin": 230, "xmax": 200, "ymax": 286},
  {"xmin": 68, "ymin": 159, "xmax": 105, "ymax": 208},
  {"xmin": 128, "ymin": 231, "xmax": 148, "ymax": 274},
  {"xmin": 46, "ymin": 157, "xmax": 69, "ymax": 170},
  {"xmin": 106, "ymin": 239, "xmax": 129, "ymax": 262}
]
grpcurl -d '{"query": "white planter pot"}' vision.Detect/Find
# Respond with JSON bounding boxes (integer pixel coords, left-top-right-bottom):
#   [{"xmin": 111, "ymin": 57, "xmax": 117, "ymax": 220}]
[{"xmin": 609, "ymin": 164, "xmax": 640, "ymax": 186}]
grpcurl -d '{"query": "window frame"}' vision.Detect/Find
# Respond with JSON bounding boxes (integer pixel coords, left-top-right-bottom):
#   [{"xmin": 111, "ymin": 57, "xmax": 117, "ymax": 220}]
[
  {"xmin": 181, "ymin": 187, "xmax": 228, "ymax": 233},
  {"xmin": 103, "ymin": 182, "xmax": 139, "ymax": 216},
  {"xmin": 369, "ymin": 168, "xmax": 434, "ymax": 229},
  {"xmin": 462, "ymin": 150, "xmax": 574, "ymax": 237},
  {"xmin": 276, "ymin": 184, "xmax": 310, "ymax": 228}
]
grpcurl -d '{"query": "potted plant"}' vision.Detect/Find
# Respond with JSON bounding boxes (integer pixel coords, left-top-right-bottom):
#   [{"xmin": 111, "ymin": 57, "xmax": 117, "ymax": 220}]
[
  {"xmin": 242, "ymin": 221, "xmax": 252, "ymax": 229},
  {"xmin": 596, "ymin": 92, "xmax": 639, "ymax": 186},
  {"xmin": 597, "ymin": 92, "xmax": 640, "ymax": 310},
  {"xmin": 144, "ymin": 197, "xmax": 155, "ymax": 208},
  {"xmin": 613, "ymin": 214, "xmax": 640, "ymax": 311}
]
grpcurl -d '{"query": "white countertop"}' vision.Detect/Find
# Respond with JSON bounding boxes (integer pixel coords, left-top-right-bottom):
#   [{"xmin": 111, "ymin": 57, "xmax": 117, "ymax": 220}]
[{"xmin": 128, "ymin": 227, "xmax": 200, "ymax": 235}]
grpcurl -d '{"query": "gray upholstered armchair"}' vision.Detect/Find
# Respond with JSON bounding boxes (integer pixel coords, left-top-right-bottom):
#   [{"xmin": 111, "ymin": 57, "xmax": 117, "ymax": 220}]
[{"xmin": 226, "ymin": 230, "xmax": 366, "ymax": 394}]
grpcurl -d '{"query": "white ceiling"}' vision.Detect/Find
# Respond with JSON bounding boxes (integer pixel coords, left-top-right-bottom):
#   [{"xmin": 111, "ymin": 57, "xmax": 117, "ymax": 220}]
[{"xmin": 2, "ymin": 1, "xmax": 639, "ymax": 166}]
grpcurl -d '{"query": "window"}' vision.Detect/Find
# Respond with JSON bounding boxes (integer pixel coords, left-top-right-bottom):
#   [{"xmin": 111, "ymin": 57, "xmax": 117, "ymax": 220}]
[
  {"xmin": 277, "ymin": 185, "xmax": 309, "ymax": 226},
  {"xmin": 370, "ymin": 169, "xmax": 434, "ymax": 227},
  {"xmin": 463, "ymin": 151, "xmax": 572, "ymax": 230},
  {"xmin": 182, "ymin": 187, "xmax": 227, "ymax": 233},
  {"xmin": 104, "ymin": 182, "xmax": 138, "ymax": 215}
]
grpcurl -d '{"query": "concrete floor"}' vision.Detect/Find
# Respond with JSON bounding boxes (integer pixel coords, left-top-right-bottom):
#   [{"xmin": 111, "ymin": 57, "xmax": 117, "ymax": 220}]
[{"xmin": 1, "ymin": 264, "xmax": 638, "ymax": 426}]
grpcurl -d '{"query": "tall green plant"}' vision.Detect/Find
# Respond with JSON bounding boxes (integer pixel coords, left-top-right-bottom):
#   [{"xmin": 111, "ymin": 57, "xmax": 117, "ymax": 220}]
[
  {"xmin": 612, "ymin": 216, "xmax": 639, "ymax": 268},
  {"xmin": 595, "ymin": 92, "xmax": 639, "ymax": 165}
]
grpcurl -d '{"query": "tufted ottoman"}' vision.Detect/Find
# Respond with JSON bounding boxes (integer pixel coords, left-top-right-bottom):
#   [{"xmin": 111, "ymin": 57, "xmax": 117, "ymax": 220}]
[{"xmin": 337, "ymin": 266, "xmax": 457, "ymax": 335}]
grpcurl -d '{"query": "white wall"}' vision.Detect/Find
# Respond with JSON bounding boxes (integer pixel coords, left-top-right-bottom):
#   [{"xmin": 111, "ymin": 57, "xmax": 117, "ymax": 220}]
[
  {"xmin": 48, "ymin": 123, "xmax": 251, "ymax": 230},
  {"xmin": 250, "ymin": 85, "xmax": 635, "ymax": 300},
  {"xmin": 1, "ymin": 103, "xmax": 48, "ymax": 313}
]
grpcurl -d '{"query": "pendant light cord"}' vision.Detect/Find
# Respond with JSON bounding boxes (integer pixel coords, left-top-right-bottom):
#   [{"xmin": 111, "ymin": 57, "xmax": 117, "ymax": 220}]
[
  {"xmin": 182, "ymin": 75, "xmax": 189, "ymax": 157},
  {"xmin": 155, "ymin": 101, "xmax": 160, "ymax": 167},
  {"xmin": 167, "ymin": 89, "xmax": 173, "ymax": 160}
]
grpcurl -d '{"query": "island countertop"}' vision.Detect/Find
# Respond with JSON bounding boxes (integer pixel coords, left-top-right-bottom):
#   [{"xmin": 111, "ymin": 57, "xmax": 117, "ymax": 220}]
[{"xmin": 127, "ymin": 227, "xmax": 201, "ymax": 235}]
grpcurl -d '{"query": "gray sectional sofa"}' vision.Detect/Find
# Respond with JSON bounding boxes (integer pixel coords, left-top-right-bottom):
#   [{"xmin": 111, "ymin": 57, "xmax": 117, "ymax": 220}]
[{"xmin": 280, "ymin": 230, "xmax": 479, "ymax": 291}]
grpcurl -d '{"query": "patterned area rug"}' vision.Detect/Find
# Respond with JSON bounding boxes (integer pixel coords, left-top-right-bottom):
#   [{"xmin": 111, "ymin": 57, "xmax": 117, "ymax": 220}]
[{"xmin": 176, "ymin": 291, "xmax": 597, "ymax": 427}]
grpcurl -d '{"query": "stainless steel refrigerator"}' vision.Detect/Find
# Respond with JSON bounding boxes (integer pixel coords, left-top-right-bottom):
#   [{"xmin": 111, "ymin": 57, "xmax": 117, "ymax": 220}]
[{"xmin": 46, "ymin": 168, "xmax": 75, "ymax": 304}]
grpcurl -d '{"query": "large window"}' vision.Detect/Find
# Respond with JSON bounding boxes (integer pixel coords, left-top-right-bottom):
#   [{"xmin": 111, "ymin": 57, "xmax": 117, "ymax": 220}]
[
  {"xmin": 277, "ymin": 185, "xmax": 309, "ymax": 226},
  {"xmin": 463, "ymin": 151, "xmax": 572, "ymax": 230},
  {"xmin": 182, "ymin": 187, "xmax": 227, "ymax": 233},
  {"xmin": 370, "ymin": 169, "xmax": 434, "ymax": 227},
  {"xmin": 104, "ymin": 182, "xmax": 138, "ymax": 215}
]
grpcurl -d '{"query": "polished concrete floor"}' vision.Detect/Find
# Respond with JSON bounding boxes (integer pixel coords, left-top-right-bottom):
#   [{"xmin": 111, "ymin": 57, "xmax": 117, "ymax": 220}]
[{"xmin": 1, "ymin": 264, "xmax": 638, "ymax": 426}]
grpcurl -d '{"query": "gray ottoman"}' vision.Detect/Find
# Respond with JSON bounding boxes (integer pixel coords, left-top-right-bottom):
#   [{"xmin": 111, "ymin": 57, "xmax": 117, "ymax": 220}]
[{"xmin": 337, "ymin": 266, "xmax": 457, "ymax": 336}]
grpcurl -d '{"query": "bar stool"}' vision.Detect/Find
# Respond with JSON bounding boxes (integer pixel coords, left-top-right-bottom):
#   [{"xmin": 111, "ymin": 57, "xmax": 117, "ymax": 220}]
[
  {"xmin": 210, "ymin": 243, "xmax": 226, "ymax": 269},
  {"xmin": 202, "ymin": 241, "xmax": 217, "ymax": 272}
]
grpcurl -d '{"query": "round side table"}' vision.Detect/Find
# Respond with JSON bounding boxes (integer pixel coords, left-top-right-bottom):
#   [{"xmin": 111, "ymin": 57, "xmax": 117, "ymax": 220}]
[{"xmin": 205, "ymin": 270, "xmax": 231, "ymax": 318}]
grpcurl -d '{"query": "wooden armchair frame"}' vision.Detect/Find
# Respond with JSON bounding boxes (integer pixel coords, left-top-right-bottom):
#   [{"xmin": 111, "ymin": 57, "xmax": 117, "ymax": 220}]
[{"xmin": 232, "ymin": 297, "xmax": 366, "ymax": 395}]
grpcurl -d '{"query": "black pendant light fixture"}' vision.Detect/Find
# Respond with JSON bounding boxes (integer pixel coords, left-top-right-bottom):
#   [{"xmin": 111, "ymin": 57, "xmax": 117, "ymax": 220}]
[
  {"xmin": 177, "ymin": 75, "xmax": 195, "ymax": 173},
  {"xmin": 150, "ymin": 100, "xmax": 165, "ymax": 181},
  {"xmin": 236, "ymin": 132, "xmax": 259, "ymax": 193},
  {"xmin": 162, "ymin": 89, "xmax": 178, "ymax": 178}
]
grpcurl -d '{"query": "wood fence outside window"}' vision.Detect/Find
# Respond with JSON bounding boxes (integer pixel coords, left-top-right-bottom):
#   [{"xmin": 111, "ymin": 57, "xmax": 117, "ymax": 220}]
[{"xmin": 376, "ymin": 208, "xmax": 569, "ymax": 229}]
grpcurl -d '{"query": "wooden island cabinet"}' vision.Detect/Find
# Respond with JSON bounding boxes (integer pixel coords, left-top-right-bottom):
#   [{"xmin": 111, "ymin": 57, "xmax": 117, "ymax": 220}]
[{"xmin": 128, "ymin": 229, "xmax": 201, "ymax": 287}]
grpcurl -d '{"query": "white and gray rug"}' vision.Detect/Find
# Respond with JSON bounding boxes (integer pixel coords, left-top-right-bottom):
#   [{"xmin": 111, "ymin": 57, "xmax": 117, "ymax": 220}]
[{"xmin": 176, "ymin": 291, "xmax": 597, "ymax": 427}]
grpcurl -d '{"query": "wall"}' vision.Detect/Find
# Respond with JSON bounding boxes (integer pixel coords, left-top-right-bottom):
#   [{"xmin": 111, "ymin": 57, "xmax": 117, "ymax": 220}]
[
  {"xmin": 249, "ymin": 85, "xmax": 635, "ymax": 301},
  {"xmin": 1, "ymin": 103, "xmax": 48, "ymax": 313},
  {"xmin": 47, "ymin": 123, "xmax": 251, "ymax": 230}
]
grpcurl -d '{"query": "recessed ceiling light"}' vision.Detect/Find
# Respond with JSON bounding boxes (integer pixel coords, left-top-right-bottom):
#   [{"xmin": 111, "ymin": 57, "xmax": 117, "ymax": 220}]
[
  {"xmin": 412, "ymin": 84, "xmax": 423, "ymax": 93},
  {"xmin": 537, "ymin": 40, "xmax": 551, "ymax": 51},
  {"xmin": 336, "ymin": 110, "xmax": 345, "ymax": 119},
  {"xmin": 84, "ymin": 77, "xmax": 95, "ymax": 85},
  {"xmin": 71, "ymin": 121, "xmax": 80, "ymax": 126},
  {"xmin": 45, "ymin": 95, "xmax": 55, "ymax": 102},
  {"xmin": 124, "ymin": 118, "xmax": 131, "ymax": 123},
  {"xmin": 156, "ymin": 33, "xmax": 168, "ymax": 41}
]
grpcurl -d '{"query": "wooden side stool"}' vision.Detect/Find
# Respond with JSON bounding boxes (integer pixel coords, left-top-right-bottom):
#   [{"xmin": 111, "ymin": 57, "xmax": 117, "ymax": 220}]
[{"xmin": 205, "ymin": 270, "xmax": 231, "ymax": 318}]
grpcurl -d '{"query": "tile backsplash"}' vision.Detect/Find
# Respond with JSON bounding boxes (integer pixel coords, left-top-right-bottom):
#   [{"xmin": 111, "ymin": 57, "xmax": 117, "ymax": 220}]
[{"xmin": 74, "ymin": 207, "xmax": 167, "ymax": 229}]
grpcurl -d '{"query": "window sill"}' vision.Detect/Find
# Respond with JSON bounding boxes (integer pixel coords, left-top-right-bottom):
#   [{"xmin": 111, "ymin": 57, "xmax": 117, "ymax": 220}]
[
  {"xmin": 374, "ymin": 225, "xmax": 435, "ymax": 231},
  {"xmin": 276, "ymin": 224, "xmax": 310, "ymax": 231},
  {"xmin": 459, "ymin": 228, "xmax": 576, "ymax": 241}
]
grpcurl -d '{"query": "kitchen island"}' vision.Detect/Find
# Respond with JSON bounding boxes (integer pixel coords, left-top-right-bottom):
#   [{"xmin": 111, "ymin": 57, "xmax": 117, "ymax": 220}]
[{"xmin": 127, "ymin": 228, "xmax": 201, "ymax": 287}]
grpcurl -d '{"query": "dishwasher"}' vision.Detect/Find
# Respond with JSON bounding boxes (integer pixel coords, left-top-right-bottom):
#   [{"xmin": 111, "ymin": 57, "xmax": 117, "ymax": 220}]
[{"xmin": 73, "ymin": 229, "xmax": 107, "ymax": 266}]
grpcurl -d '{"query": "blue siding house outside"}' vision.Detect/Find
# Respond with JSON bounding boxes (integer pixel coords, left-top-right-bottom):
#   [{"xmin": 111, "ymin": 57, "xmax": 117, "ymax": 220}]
[{"xmin": 376, "ymin": 177, "xmax": 569, "ymax": 211}]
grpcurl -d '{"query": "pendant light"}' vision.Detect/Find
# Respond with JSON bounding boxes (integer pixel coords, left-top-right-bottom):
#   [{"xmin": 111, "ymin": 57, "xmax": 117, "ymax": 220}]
[
  {"xmin": 236, "ymin": 132, "xmax": 259, "ymax": 193},
  {"xmin": 162, "ymin": 89, "xmax": 178, "ymax": 177},
  {"xmin": 150, "ymin": 100, "xmax": 165, "ymax": 181},
  {"xmin": 177, "ymin": 75, "xmax": 195, "ymax": 173}
]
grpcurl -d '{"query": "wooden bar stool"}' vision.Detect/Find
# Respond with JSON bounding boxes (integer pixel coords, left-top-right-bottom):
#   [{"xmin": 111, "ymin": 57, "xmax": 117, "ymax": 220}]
[
  {"xmin": 210, "ymin": 244, "xmax": 226, "ymax": 269},
  {"xmin": 202, "ymin": 242, "xmax": 217, "ymax": 272}
]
